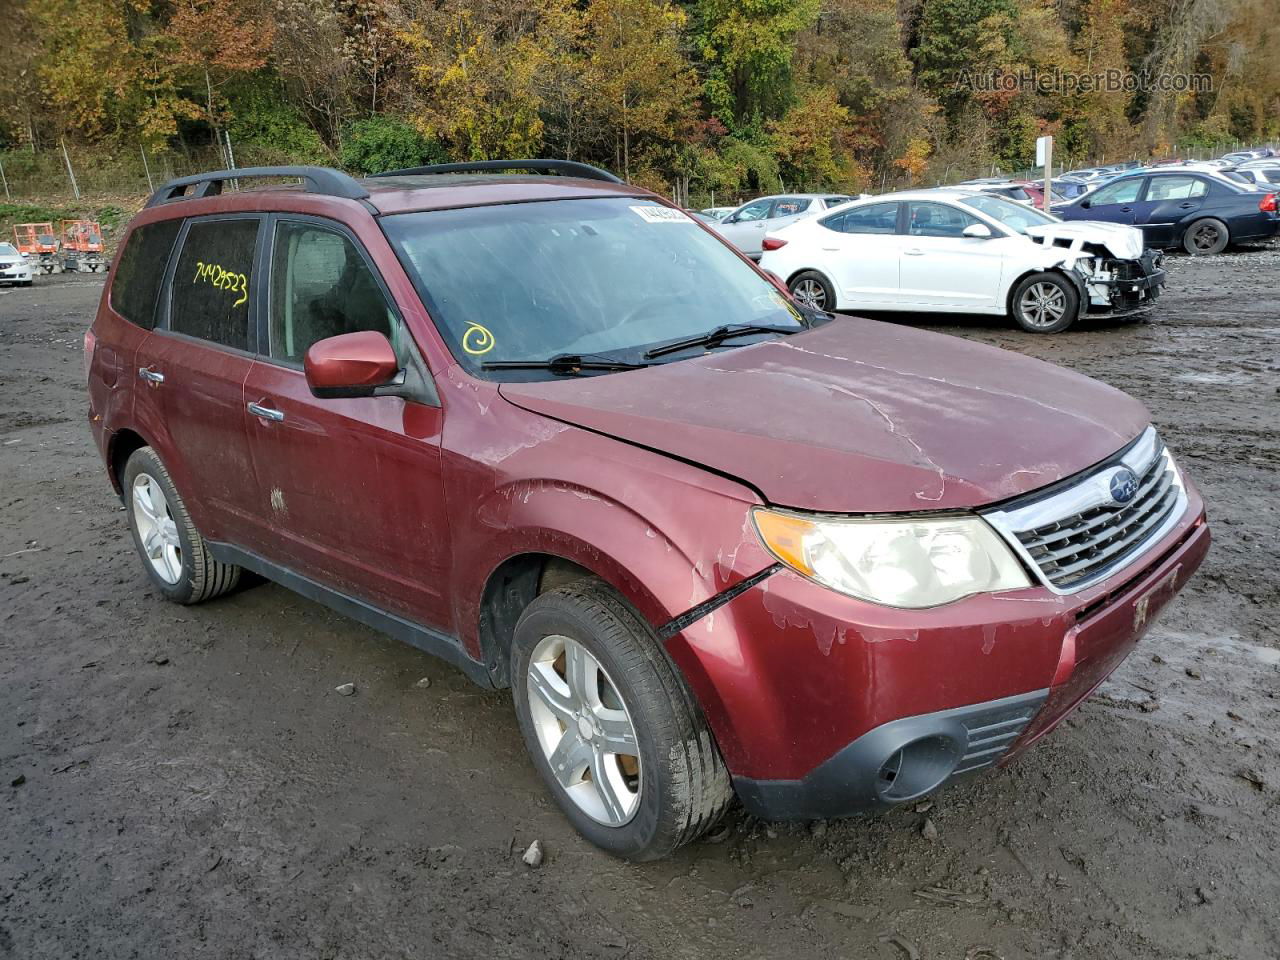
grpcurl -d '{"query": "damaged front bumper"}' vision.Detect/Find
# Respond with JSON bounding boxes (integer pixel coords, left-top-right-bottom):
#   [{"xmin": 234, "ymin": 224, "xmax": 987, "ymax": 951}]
[{"xmin": 1074, "ymin": 250, "xmax": 1166, "ymax": 318}]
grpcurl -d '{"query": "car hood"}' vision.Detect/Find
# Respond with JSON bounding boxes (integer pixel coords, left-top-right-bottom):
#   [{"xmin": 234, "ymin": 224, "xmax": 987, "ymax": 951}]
[
  {"xmin": 497, "ymin": 318, "xmax": 1150, "ymax": 514},
  {"xmin": 1024, "ymin": 220, "xmax": 1146, "ymax": 259}
]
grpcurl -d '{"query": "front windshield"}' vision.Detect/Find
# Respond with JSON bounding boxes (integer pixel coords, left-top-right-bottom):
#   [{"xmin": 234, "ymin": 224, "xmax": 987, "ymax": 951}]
[
  {"xmin": 383, "ymin": 197, "xmax": 805, "ymax": 377},
  {"xmin": 0, "ymin": 244, "xmax": 18, "ymax": 257},
  {"xmin": 959, "ymin": 194, "xmax": 1058, "ymax": 234}
]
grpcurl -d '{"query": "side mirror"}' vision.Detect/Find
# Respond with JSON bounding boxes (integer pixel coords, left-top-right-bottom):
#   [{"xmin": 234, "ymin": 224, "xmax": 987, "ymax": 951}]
[
  {"xmin": 304, "ymin": 330, "xmax": 400, "ymax": 399},
  {"xmin": 1079, "ymin": 199, "xmax": 1091, "ymax": 209},
  {"xmin": 962, "ymin": 223, "xmax": 993, "ymax": 239}
]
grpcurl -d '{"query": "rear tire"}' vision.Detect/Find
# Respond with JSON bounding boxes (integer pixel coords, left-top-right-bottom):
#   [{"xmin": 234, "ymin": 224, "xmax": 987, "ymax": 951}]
[
  {"xmin": 122, "ymin": 447, "xmax": 241, "ymax": 604},
  {"xmin": 1010, "ymin": 271, "xmax": 1079, "ymax": 333},
  {"xmin": 1182, "ymin": 217, "xmax": 1229, "ymax": 255},
  {"xmin": 511, "ymin": 579, "xmax": 733, "ymax": 860},
  {"xmin": 788, "ymin": 270, "xmax": 835, "ymax": 311}
]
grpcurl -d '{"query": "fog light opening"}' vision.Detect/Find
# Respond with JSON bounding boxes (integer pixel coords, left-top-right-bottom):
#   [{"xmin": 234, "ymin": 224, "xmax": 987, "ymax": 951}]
[{"xmin": 875, "ymin": 735, "xmax": 961, "ymax": 803}]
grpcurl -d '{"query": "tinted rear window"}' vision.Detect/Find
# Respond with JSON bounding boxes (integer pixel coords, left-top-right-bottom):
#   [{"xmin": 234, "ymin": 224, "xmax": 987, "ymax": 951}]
[
  {"xmin": 169, "ymin": 219, "xmax": 259, "ymax": 350},
  {"xmin": 110, "ymin": 220, "xmax": 181, "ymax": 329}
]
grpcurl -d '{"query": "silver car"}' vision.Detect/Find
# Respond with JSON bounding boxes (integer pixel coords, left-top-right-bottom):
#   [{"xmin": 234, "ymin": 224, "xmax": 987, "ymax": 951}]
[{"xmin": 714, "ymin": 194, "xmax": 854, "ymax": 259}]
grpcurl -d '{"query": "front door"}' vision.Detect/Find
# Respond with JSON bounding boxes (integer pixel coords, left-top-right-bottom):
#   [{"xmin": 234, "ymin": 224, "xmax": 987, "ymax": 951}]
[
  {"xmin": 240, "ymin": 216, "xmax": 453, "ymax": 631},
  {"xmin": 897, "ymin": 202, "xmax": 1005, "ymax": 309},
  {"xmin": 131, "ymin": 215, "xmax": 264, "ymax": 551},
  {"xmin": 1075, "ymin": 177, "xmax": 1146, "ymax": 225},
  {"xmin": 717, "ymin": 198, "xmax": 775, "ymax": 258}
]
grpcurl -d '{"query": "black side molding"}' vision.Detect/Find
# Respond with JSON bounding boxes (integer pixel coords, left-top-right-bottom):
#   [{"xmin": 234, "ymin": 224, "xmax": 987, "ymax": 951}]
[{"xmin": 207, "ymin": 542, "xmax": 493, "ymax": 687}]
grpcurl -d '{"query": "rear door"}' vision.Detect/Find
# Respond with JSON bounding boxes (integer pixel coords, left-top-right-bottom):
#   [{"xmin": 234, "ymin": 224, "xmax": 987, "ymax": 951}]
[
  {"xmin": 240, "ymin": 215, "xmax": 452, "ymax": 630},
  {"xmin": 898, "ymin": 201, "xmax": 1007, "ymax": 309},
  {"xmin": 1136, "ymin": 175, "xmax": 1208, "ymax": 246},
  {"xmin": 818, "ymin": 202, "xmax": 903, "ymax": 306},
  {"xmin": 131, "ymin": 215, "xmax": 264, "ymax": 550},
  {"xmin": 765, "ymin": 197, "xmax": 814, "ymax": 235}
]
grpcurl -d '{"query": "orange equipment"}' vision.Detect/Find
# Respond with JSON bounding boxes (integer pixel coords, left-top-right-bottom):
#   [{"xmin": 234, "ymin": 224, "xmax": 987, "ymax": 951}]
[
  {"xmin": 13, "ymin": 223, "xmax": 61, "ymax": 274},
  {"xmin": 61, "ymin": 219, "xmax": 106, "ymax": 273}
]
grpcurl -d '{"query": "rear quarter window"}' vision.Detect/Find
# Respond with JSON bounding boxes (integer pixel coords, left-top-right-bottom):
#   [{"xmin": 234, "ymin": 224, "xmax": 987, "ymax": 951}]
[
  {"xmin": 110, "ymin": 220, "xmax": 182, "ymax": 329},
  {"xmin": 169, "ymin": 219, "xmax": 259, "ymax": 351}
]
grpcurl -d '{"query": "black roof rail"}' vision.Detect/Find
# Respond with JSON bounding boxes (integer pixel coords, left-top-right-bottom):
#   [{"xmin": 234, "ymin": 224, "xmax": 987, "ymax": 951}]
[
  {"xmin": 145, "ymin": 166, "xmax": 370, "ymax": 208},
  {"xmin": 369, "ymin": 159, "xmax": 623, "ymax": 184}
]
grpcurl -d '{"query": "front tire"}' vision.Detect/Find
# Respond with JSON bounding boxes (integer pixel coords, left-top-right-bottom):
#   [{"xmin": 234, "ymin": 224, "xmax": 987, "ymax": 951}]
[
  {"xmin": 1183, "ymin": 217, "xmax": 1229, "ymax": 255},
  {"xmin": 1011, "ymin": 271, "xmax": 1079, "ymax": 333},
  {"xmin": 511, "ymin": 580, "xmax": 733, "ymax": 860},
  {"xmin": 123, "ymin": 447, "xmax": 241, "ymax": 604},
  {"xmin": 788, "ymin": 270, "xmax": 835, "ymax": 311}
]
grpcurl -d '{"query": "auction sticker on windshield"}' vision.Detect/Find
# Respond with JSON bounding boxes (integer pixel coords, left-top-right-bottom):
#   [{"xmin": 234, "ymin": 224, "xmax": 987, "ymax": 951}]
[{"xmin": 631, "ymin": 206, "xmax": 693, "ymax": 224}]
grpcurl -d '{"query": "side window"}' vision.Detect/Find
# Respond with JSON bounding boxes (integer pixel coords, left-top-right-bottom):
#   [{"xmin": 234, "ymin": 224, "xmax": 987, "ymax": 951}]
[
  {"xmin": 1147, "ymin": 176, "xmax": 1207, "ymax": 201},
  {"xmin": 771, "ymin": 198, "xmax": 811, "ymax": 218},
  {"xmin": 734, "ymin": 200, "xmax": 773, "ymax": 222},
  {"xmin": 825, "ymin": 203, "xmax": 898, "ymax": 234},
  {"xmin": 1089, "ymin": 178, "xmax": 1143, "ymax": 205},
  {"xmin": 906, "ymin": 202, "xmax": 979, "ymax": 238},
  {"xmin": 110, "ymin": 220, "xmax": 182, "ymax": 329},
  {"xmin": 268, "ymin": 221, "xmax": 400, "ymax": 365},
  {"xmin": 170, "ymin": 219, "xmax": 258, "ymax": 350}
]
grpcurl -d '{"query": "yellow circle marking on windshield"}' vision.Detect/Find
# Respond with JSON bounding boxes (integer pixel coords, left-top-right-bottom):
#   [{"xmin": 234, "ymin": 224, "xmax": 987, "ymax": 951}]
[{"xmin": 462, "ymin": 322, "xmax": 495, "ymax": 355}]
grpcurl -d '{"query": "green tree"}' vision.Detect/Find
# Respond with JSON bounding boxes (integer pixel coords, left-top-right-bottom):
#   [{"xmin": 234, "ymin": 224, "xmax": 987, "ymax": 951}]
[
  {"xmin": 338, "ymin": 115, "xmax": 445, "ymax": 174},
  {"xmin": 695, "ymin": 0, "xmax": 820, "ymax": 131}
]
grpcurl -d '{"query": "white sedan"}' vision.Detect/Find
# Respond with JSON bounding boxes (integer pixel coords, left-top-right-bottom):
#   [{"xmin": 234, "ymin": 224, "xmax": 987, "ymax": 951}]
[
  {"xmin": 0, "ymin": 243, "xmax": 34, "ymax": 287},
  {"xmin": 758, "ymin": 190, "xmax": 1166, "ymax": 333}
]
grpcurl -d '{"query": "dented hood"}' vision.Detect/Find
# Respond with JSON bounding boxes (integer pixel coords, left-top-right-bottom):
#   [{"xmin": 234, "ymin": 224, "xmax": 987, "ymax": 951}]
[
  {"xmin": 498, "ymin": 317, "xmax": 1150, "ymax": 513},
  {"xmin": 1024, "ymin": 220, "xmax": 1146, "ymax": 259}
]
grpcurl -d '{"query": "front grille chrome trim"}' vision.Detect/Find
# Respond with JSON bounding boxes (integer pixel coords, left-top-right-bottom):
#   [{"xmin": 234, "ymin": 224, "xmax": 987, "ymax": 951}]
[{"xmin": 982, "ymin": 426, "xmax": 1188, "ymax": 595}]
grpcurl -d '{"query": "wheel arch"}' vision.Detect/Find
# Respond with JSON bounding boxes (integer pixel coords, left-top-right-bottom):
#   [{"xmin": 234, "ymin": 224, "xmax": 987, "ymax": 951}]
[{"xmin": 106, "ymin": 427, "xmax": 152, "ymax": 496}]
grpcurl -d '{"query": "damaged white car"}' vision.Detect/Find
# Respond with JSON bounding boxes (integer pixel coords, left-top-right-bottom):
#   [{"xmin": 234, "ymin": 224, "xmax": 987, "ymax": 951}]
[{"xmin": 758, "ymin": 189, "xmax": 1165, "ymax": 333}]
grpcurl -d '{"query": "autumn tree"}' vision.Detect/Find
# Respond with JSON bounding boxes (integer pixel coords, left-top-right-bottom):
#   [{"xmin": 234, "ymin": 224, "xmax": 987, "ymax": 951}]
[{"xmin": 583, "ymin": 0, "xmax": 699, "ymax": 182}]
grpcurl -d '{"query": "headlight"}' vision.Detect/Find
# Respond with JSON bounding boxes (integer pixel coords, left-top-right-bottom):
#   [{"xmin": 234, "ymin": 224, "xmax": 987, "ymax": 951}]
[{"xmin": 752, "ymin": 508, "xmax": 1031, "ymax": 608}]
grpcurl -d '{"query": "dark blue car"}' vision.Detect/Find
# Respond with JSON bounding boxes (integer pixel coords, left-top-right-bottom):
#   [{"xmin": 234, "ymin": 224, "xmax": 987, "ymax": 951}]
[{"xmin": 1058, "ymin": 170, "xmax": 1280, "ymax": 254}]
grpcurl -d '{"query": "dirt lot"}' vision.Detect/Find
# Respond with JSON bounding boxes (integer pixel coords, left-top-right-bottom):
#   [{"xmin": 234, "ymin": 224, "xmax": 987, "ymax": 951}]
[{"xmin": 2, "ymin": 251, "xmax": 1278, "ymax": 960}]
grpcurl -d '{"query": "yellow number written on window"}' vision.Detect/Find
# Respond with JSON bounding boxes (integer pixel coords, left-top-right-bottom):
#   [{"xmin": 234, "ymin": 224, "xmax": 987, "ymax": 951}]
[{"xmin": 193, "ymin": 261, "xmax": 249, "ymax": 307}]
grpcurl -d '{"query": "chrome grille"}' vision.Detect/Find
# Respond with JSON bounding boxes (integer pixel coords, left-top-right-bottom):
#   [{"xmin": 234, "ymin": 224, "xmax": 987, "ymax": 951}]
[{"xmin": 983, "ymin": 427, "xmax": 1187, "ymax": 594}]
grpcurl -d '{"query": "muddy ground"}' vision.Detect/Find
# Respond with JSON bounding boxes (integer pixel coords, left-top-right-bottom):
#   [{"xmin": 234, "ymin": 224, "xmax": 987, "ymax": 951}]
[{"xmin": 1, "ymin": 250, "xmax": 1278, "ymax": 960}]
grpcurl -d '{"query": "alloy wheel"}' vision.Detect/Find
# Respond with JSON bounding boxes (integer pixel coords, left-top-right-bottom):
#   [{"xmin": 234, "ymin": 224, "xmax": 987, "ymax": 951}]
[
  {"xmin": 132, "ymin": 473, "xmax": 182, "ymax": 584},
  {"xmin": 525, "ymin": 633, "xmax": 641, "ymax": 826},
  {"xmin": 791, "ymin": 278, "xmax": 827, "ymax": 309},
  {"xmin": 1018, "ymin": 281, "xmax": 1068, "ymax": 329},
  {"xmin": 1191, "ymin": 223, "xmax": 1221, "ymax": 251}
]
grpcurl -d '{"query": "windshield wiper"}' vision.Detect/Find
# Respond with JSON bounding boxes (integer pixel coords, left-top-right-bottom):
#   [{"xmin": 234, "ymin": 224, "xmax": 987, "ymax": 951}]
[
  {"xmin": 480, "ymin": 353, "xmax": 649, "ymax": 375},
  {"xmin": 642, "ymin": 324, "xmax": 801, "ymax": 360}
]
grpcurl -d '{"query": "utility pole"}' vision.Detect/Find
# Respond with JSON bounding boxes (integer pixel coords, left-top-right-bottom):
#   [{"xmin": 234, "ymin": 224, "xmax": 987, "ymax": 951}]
[
  {"xmin": 61, "ymin": 138, "xmax": 80, "ymax": 200},
  {"xmin": 140, "ymin": 145, "xmax": 155, "ymax": 193},
  {"xmin": 0, "ymin": 156, "xmax": 10, "ymax": 202}
]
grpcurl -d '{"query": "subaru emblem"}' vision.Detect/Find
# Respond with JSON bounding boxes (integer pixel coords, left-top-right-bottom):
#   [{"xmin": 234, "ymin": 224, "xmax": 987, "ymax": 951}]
[{"xmin": 1108, "ymin": 467, "xmax": 1139, "ymax": 505}]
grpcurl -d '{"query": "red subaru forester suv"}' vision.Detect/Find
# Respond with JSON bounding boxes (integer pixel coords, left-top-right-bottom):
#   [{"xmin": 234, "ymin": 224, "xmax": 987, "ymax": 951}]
[{"xmin": 86, "ymin": 161, "xmax": 1209, "ymax": 859}]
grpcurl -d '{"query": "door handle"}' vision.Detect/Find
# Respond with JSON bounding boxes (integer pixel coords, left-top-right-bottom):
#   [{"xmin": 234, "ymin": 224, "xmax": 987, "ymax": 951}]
[
  {"xmin": 904, "ymin": 248, "xmax": 924, "ymax": 256},
  {"xmin": 138, "ymin": 367, "xmax": 164, "ymax": 384},
  {"xmin": 1120, "ymin": 206, "xmax": 1133, "ymax": 213},
  {"xmin": 821, "ymin": 247, "xmax": 839, "ymax": 252},
  {"xmin": 1178, "ymin": 202, "xmax": 1196, "ymax": 208},
  {"xmin": 247, "ymin": 401, "xmax": 285, "ymax": 423}
]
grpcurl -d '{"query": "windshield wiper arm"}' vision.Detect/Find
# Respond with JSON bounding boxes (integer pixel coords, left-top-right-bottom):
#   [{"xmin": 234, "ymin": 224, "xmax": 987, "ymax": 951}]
[
  {"xmin": 480, "ymin": 353, "xmax": 649, "ymax": 374},
  {"xmin": 642, "ymin": 324, "xmax": 800, "ymax": 360}
]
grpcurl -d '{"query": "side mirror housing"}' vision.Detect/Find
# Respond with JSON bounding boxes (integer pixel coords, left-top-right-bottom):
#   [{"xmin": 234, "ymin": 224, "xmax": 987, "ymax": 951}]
[
  {"xmin": 1079, "ymin": 199, "xmax": 1091, "ymax": 209},
  {"xmin": 962, "ymin": 222, "xmax": 993, "ymax": 239},
  {"xmin": 304, "ymin": 330, "xmax": 400, "ymax": 399}
]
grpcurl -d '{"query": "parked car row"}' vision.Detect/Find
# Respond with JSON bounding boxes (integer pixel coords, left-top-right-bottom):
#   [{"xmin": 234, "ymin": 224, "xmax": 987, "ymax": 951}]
[{"xmin": 759, "ymin": 190, "xmax": 1165, "ymax": 333}]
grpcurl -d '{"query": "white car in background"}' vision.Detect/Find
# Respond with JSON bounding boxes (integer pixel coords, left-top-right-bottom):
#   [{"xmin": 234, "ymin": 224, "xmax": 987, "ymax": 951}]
[
  {"xmin": 713, "ymin": 193, "xmax": 857, "ymax": 259},
  {"xmin": 759, "ymin": 190, "xmax": 1166, "ymax": 333},
  {"xmin": 0, "ymin": 243, "xmax": 34, "ymax": 287}
]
